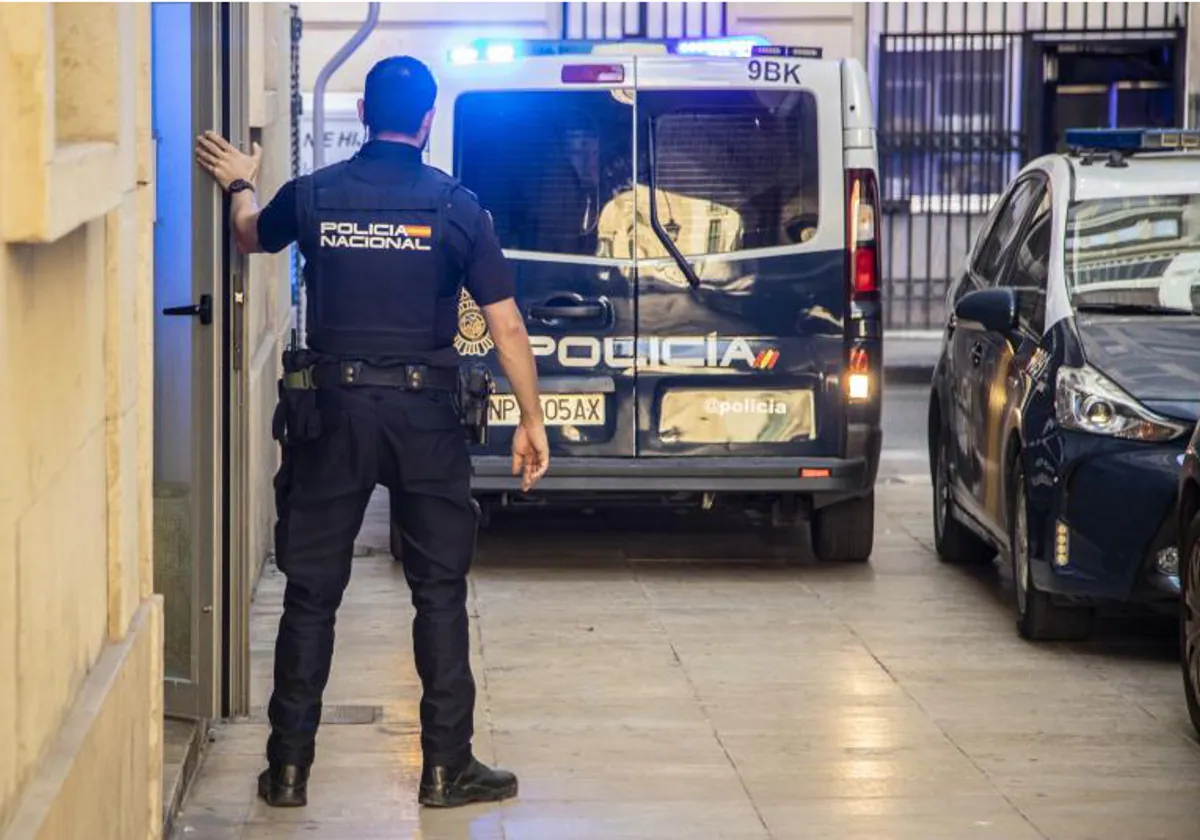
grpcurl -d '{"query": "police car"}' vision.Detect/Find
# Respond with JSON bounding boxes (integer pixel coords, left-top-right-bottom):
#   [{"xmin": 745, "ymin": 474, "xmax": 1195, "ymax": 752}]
[
  {"xmin": 423, "ymin": 36, "xmax": 882, "ymax": 562},
  {"xmin": 930, "ymin": 127, "xmax": 1200, "ymax": 640}
]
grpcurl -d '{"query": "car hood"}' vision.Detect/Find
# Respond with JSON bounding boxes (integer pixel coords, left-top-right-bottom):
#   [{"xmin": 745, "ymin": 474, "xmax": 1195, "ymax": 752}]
[{"xmin": 1076, "ymin": 315, "xmax": 1200, "ymax": 421}]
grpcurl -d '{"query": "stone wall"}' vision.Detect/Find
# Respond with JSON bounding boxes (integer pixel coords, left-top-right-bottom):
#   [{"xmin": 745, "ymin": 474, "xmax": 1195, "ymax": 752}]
[{"xmin": 0, "ymin": 4, "xmax": 163, "ymax": 839}]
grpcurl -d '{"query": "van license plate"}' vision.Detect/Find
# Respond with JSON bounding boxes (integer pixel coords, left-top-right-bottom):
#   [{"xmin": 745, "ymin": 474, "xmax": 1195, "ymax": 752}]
[{"xmin": 488, "ymin": 393, "xmax": 605, "ymax": 427}]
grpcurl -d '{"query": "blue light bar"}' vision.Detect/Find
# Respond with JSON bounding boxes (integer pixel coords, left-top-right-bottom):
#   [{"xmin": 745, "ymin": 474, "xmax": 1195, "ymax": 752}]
[
  {"xmin": 449, "ymin": 45, "xmax": 479, "ymax": 65},
  {"xmin": 484, "ymin": 43, "xmax": 516, "ymax": 63},
  {"xmin": 448, "ymin": 36, "xmax": 777, "ymax": 64},
  {"xmin": 675, "ymin": 35, "xmax": 769, "ymax": 58},
  {"xmin": 1065, "ymin": 128, "xmax": 1200, "ymax": 152},
  {"xmin": 752, "ymin": 44, "xmax": 823, "ymax": 59}
]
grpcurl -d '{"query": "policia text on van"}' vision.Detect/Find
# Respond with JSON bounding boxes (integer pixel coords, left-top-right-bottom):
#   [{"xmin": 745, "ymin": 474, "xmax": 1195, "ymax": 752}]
[
  {"xmin": 434, "ymin": 38, "xmax": 883, "ymax": 564},
  {"xmin": 196, "ymin": 56, "xmax": 549, "ymax": 809}
]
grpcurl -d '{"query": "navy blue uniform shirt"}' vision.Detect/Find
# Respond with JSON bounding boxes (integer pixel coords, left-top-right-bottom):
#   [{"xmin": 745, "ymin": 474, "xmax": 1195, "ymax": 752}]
[{"xmin": 256, "ymin": 140, "xmax": 515, "ymax": 308}]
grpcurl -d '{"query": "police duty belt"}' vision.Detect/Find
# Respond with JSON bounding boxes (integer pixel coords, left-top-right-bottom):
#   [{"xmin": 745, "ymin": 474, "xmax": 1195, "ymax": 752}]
[{"xmin": 283, "ymin": 361, "xmax": 458, "ymax": 392}]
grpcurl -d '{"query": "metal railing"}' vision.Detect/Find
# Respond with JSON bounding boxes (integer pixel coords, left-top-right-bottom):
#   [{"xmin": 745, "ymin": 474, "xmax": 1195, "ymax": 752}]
[
  {"xmin": 560, "ymin": 1, "xmax": 727, "ymax": 40},
  {"xmin": 870, "ymin": 1, "xmax": 1186, "ymax": 331}
]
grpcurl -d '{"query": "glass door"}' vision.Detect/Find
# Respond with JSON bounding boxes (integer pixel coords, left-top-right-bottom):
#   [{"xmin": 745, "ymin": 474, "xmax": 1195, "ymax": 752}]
[{"xmin": 152, "ymin": 1, "xmax": 225, "ymax": 720}]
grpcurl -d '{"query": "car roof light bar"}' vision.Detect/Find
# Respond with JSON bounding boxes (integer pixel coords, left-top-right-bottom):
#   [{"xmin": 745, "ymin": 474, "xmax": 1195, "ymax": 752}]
[{"xmin": 1065, "ymin": 128, "xmax": 1200, "ymax": 154}]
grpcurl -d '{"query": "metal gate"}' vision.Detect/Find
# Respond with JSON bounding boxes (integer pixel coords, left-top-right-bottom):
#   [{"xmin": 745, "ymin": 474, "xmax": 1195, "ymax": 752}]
[
  {"xmin": 561, "ymin": 1, "xmax": 727, "ymax": 40},
  {"xmin": 872, "ymin": 1, "xmax": 1186, "ymax": 331}
]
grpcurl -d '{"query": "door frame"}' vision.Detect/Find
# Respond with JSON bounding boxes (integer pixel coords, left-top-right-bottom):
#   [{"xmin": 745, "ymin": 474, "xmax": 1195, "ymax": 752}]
[
  {"xmin": 220, "ymin": 0, "xmax": 252, "ymax": 720},
  {"xmin": 1024, "ymin": 34, "xmax": 1185, "ymax": 157},
  {"xmin": 156, "ymin": 0, "xmax": 224, "ymax": 720},
  {"xmin": 157, "ymin": 1, "xmax": 250, "ymax": 722}
]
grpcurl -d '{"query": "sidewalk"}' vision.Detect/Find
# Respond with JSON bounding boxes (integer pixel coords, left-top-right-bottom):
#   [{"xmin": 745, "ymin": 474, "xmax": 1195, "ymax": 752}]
[
  {"xmin": 884, "ymin": 330, "xmax": 941, "ymax": 384},
  {"xmin": 169, "ymin": 481, "xmax": 1200, "ymax": 840}
]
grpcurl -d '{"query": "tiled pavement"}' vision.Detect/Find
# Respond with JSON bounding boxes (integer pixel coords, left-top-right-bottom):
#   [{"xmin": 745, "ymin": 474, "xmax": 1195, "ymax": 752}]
[{"xmin": 171, "ymin": 469, "xmax": 1200, "ymax": 839}]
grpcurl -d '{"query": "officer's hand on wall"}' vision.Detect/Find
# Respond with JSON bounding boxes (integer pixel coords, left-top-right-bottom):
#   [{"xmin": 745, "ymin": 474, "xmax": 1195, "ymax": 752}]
[
  {"xmin": 512, "ymin": 421, "xmax": 549, "ymax": 492},
  {"xmin": 195, "ymin": 130, "xmax": 262, "ymax": 191}
]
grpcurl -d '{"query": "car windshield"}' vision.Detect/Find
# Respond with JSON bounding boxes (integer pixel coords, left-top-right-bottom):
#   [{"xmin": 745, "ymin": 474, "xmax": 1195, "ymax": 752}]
[{"xmin": 1065, "ymin": 194, "xmax": 1200, "ymax": 314}]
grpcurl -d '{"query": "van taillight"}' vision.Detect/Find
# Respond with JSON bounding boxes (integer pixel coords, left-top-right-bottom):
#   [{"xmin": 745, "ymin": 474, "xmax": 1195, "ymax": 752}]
[{"xmin": 846, "ymin": 169, "xmax": 880, "ymax": 300}]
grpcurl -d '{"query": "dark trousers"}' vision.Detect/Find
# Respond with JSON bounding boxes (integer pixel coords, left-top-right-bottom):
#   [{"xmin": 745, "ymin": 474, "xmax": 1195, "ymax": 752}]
[{"xmin": 267, "ymin": 385, "xmax": 477, "ymax": 768}]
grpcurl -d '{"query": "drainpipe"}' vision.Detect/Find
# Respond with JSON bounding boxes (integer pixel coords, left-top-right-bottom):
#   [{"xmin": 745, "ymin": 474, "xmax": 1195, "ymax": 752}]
[{"xmin": 312, "ymin": 2, "xmax": 380, "ymax": 170}]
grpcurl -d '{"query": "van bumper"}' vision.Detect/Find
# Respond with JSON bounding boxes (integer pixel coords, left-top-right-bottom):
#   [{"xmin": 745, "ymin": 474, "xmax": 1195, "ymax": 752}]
[{"xmin": 470, "ymin": 453, "xmax": 877, "ymax": 500}]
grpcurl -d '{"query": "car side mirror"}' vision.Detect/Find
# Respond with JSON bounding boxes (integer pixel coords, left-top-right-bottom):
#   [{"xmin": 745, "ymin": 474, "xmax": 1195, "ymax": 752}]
[{"xmin": 954, "ymin": 287, "xmax": 1018, "ymax": 334}]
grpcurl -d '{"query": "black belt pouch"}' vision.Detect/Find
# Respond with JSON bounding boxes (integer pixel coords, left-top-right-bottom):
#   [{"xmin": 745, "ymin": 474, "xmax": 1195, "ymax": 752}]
[{"xmin": 276, "ymin": 349, "xmax": 324, "ymax": 444}]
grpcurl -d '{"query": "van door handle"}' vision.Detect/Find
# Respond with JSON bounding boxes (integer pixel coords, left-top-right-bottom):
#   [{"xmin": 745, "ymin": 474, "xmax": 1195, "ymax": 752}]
[
  {"xmin": 163, "ymin": 294, "xmax": 213, "ymax": 325},
  {"xmin": 970, "ymin": 341, "xmax": 985, "ymax": 366},
  {"xmin": 529, "ymin": 303, "xmax": 604, "ymax": 320}
]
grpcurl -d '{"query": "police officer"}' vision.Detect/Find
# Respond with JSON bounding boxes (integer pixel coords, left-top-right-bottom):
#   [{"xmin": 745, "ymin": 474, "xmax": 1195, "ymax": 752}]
[{"xmin": 195, "ymin": 55, "xmax": 550, "ymax": 809}]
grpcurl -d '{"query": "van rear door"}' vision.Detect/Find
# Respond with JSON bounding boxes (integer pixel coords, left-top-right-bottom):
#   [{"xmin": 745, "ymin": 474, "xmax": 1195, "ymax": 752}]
[
  {"xmin": 441, "ymin": 58, "xmax": 637, "ymax": 460},
  {"xmin": 631, "ymin": 54, "xmax": 848, "ymax": 458}
]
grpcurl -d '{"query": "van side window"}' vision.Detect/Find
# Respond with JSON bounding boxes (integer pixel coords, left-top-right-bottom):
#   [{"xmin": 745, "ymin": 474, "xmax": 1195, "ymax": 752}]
[
  {"xmin": 638, "ymin": 89, "xmax": 820, "ymax": 258},
  {"xmin": 453, "ymin": 91, "xmax": 633, "ymax": 258},
  {"xmin": 972, "ymin": 177, "xmax": 1043, "ymax": 283}
]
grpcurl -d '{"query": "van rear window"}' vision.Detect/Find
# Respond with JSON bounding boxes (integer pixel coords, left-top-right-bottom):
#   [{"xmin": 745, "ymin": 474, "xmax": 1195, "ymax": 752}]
[
  {"xmin": 453, "ymin": 90, "xmax": 633, "ymax": 258},
  {"xmin": 452, "ymin": 88, "xmax": 819, "ymax": 260},
  {"xmin": 639, "ymin": 89, "xmax": 820, "ymax": 258}
]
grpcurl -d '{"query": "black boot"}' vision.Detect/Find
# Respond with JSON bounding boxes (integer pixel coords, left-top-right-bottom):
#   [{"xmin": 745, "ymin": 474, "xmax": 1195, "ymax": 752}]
[
  {"xmin": 418, "ymin": 756, "xmax": 518, "ymax": 807},
  {"xmin": 257, "ymin": 763, "xmax": 309, "ymax": 808}
]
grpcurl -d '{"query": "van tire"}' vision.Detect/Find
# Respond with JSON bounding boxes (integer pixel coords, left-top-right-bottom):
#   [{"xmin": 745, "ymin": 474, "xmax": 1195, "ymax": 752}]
[{"xmin": 812, "ymin": 492, "xmax": 874, "ymax": 563}]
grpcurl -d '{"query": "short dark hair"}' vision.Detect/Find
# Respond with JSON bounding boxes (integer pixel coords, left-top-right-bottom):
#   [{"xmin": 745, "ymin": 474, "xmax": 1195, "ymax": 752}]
[{"xmin": 362, "ymin": 56, "xmax": 437, "ymax": 135}]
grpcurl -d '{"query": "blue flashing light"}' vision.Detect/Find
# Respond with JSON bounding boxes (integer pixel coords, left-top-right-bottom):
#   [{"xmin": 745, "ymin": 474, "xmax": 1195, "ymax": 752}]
[
  {"xmin": 485, "ymin": 43, "xmax": 516, "ymax": 63},
  {"xmin": 675, "ymin": 35, "xmax": 769, "ymax": 58},
  {"xmin": 449, "ymin": 45, "xmax": 479, "ymax": 65},
  {"xmin": 1065, "ymin": 128, "xmax": 1200, "ymax": 153}
]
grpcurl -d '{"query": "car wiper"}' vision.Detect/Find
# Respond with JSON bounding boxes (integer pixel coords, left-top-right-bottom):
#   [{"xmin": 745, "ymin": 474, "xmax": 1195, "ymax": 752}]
[
  {"xmin": 645, "ymin": 120, "xmax": 701, "ymax": 290},
  {"xmin": 1075, "ymin": 302, "xmax": 1198, "ymax": 316}
]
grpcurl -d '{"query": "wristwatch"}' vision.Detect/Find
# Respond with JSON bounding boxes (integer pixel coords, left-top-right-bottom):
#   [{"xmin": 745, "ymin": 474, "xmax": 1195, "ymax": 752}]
[{"xmin": 228, "ymin": 178, "xmax": 254, "ymax": 194}]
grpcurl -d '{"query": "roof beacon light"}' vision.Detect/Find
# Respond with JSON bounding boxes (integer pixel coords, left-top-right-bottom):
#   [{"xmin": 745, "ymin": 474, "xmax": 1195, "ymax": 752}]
[
  {"xmin": 752, "ymin": 44, "xmax": 824, "ymax": 59},
  {"xmin": 449, "ymin": 45, "xmax": 479, "ymax": 65},
  {"xmin": 1065, "ymin": 128, "xmax": 1200, "ymax": 153},
  {"xmin": 675, "ymin": 35, "xmax": 769, "ymax": 58},
  {"xmin": 484, "ymin": 42, "xmax": 516, "ymax": 63}
]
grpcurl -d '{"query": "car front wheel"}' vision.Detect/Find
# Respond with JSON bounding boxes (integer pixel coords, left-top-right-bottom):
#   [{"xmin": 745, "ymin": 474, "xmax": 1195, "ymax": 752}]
[
  {"xmin": 1180, "ymin": 511, "xmax": 1200, "ymax": 738},
  {"xmin": 932, "ymin": 425, "xmax": 993, "ymax": 565},
  {"xmin": 1009, "ymin": 458, "xmax": 1093, "ymax": 641}
]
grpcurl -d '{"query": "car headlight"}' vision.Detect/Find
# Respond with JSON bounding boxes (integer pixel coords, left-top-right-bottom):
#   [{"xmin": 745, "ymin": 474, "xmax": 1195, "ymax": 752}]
[{"xmin": 1055, "ymin": 364, "xmax": 1188, "ymax": 442}]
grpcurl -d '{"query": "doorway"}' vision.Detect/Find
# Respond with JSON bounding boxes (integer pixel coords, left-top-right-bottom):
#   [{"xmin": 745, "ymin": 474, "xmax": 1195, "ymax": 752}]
[
  {"xmin": 152, "ymin": 0, "xmax": 225, "ymax": 723},
  {"xmin": 1031, "ymin": 38, "xmax": 1181, "ymax": 155},
  {"xmin": 152, "ymin": 0, "xmax": 251, "ymax": 823}
]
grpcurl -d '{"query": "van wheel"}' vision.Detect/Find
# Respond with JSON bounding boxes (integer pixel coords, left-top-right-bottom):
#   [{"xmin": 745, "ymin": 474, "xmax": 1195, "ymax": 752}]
[
  {"xmin": 1009, "ymin": 459, "xmax": 1092, "ymax": 641},
  {"xmin": 812, "ymin": 492, "xmax": 874, "ymax": 563}
]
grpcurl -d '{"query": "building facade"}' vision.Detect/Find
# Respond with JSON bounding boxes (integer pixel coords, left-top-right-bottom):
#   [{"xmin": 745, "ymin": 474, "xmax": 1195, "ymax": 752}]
[{"xmin": 297, "ymin": 1, "xmax": 1194, "ymax": 331}]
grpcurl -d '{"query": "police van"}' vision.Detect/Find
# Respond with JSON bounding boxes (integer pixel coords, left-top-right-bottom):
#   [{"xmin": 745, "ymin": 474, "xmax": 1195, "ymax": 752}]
[{"xmin": 425, "ymin": 36, "xmax": 882, "ymax": 562}]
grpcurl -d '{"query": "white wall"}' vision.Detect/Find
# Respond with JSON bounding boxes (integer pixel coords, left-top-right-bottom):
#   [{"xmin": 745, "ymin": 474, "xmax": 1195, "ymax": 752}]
[
  {"xmin": 297, "ymin": 2, "xmax": 558, "ymax": 93},
  {"xmin": 728, "ymin": 2, "xmax": 864, "ymax": 64}
]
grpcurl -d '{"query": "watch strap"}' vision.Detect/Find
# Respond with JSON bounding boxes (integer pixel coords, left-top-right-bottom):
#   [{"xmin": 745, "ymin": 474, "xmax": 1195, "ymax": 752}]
[{"xmin": 228, "ymin": 178, "xmax": 254, "ymax": 194}]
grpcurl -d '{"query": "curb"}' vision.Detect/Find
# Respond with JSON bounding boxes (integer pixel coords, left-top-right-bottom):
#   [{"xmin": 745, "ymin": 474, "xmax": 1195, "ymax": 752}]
[{"xmin": 883, "ymin": 365, "xmax": 935, "ymax": 386}]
